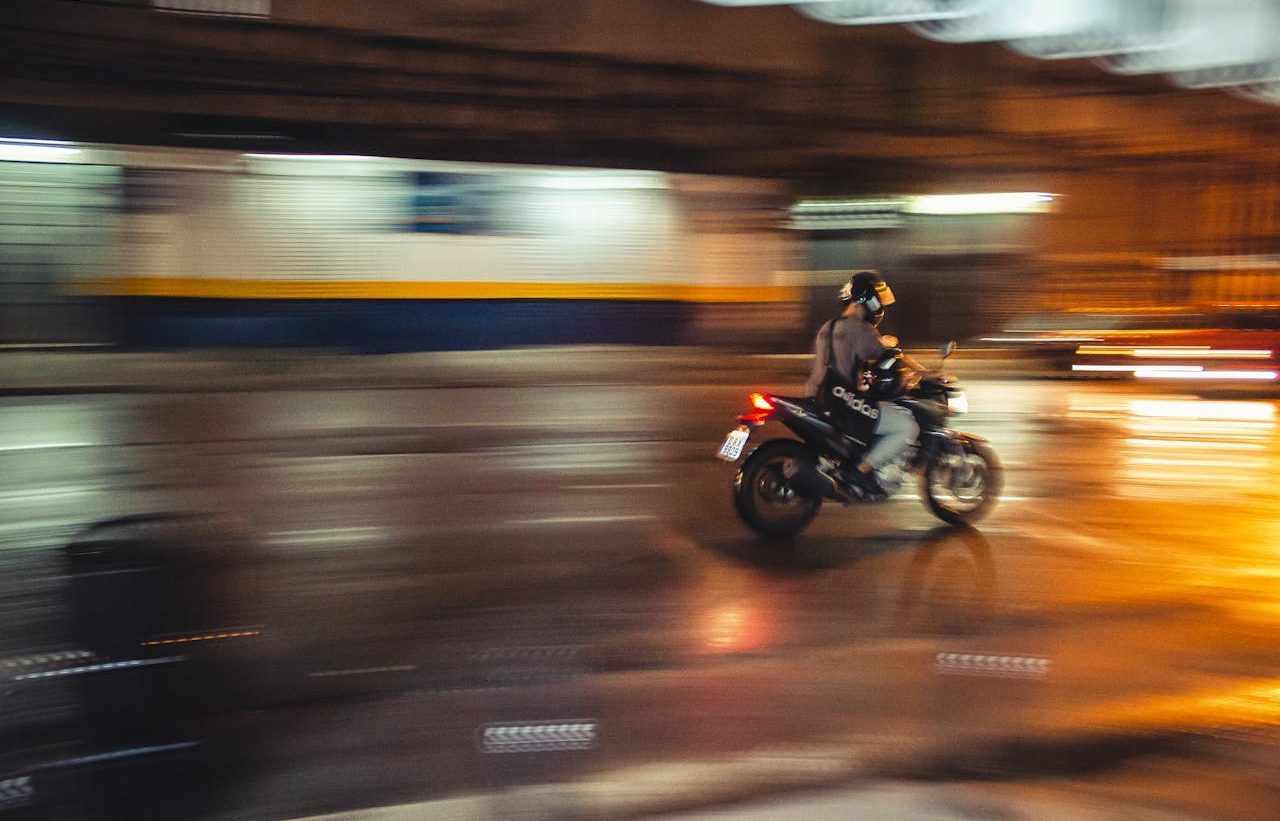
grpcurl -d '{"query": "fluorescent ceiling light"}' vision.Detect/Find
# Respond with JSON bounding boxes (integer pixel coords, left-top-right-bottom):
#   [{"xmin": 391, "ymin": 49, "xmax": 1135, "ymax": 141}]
[
  {"xmin": 905, "ymin": 192, "xmax": 1055, "ymax": 215},
  {"xmin": 0, "ymin": 138, "xmax": 81, "ymax": 163},
  {"xmin": 799, "ymin": 0, "xmax": 985, "ymax": 25}
]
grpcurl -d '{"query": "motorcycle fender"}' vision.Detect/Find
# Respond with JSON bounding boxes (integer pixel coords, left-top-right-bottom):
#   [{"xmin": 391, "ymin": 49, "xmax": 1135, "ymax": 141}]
[
  {"xmin": 920, "ymin": 428, "xmax": 979, "ymax": 464},
  {"xmin": 951, "ymin": 431, "xmax": 988, "ymax": 446}
]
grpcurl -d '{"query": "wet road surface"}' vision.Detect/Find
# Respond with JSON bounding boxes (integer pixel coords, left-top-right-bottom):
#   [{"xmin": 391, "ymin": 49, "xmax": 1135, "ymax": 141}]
[{"xmin": 2, "ymin": 379, "xmax": 1279, "ymax": 820}]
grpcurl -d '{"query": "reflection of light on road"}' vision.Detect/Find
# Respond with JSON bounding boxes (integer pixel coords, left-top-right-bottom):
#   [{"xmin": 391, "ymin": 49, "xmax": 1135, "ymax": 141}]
[
  {"xmin": 1069, "ymin": 396, "xmax": 1279, "ymax": 498},
  {"xmin": 1130, "ymin": 458, "xmax": 1268, "ymax": 469},
  {"xmin": 1130, "ymin": 400, "xmax": 1276, "ymax": 421},
  {"xmin": 1126, "ymin": 438, "xmax": 1265, "ymax": 452},
  {"xmin": 0, "ymin": 405, "xmax": 106, "ymax": 451},
  {"xmin": 705, "ymin": 602, "xmax": 770, "ymax": 654},
  {"xmin": 265, "ymin": 526, "xmax": 389, "ymax": 546},
  {"xmin": 1124, "ymin": 401, "xmax": 1276, "ymax": 497}
]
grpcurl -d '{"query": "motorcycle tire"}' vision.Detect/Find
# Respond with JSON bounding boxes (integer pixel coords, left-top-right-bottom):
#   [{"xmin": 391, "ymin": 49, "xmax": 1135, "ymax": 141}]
[
  {"xmin": 922, "ymin": 439, "xmax": 1002, "ymax": 526},
  {"xmin": 733, "ymin": 438, "xmax": 823, "ymax": 540}
]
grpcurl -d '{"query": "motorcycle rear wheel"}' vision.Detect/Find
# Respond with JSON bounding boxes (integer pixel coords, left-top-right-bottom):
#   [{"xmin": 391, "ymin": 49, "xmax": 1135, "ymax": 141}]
[{"xmin": 733, "ymin": 439, "xmax": 822, "ymax": 539}]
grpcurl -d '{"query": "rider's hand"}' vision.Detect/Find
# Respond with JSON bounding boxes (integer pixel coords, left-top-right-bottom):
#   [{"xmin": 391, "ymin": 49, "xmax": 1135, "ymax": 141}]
[{"xmin": 881, "ymin": 334, "xmax": 899, "ymax": 347}]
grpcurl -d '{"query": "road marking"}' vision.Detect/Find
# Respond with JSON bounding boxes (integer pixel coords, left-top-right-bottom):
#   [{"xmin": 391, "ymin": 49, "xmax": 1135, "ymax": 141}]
[
  {"xmin": 0, "ymin": 342, "xmax": 110, "ymax": 349},
  {"xmin": 560, "ymin": 483, "xmax": 669, "ymax": 491},
  {"xmin": 307, "ymin": 665, "xmax": 418, "ymax": 678},
  {"xmin": 0, "ymin": 485, "xmax": 100, "ymax": 501},
  {"xmin": 480, "ymin": 720, "xmax": 597, "ymax": 754},
  {"xmin": 13, "ymin": 656, "xmax": 182, "ymax": 681},
  {"xmin": 0, "ymin": 442, "xmax": 95, "ymax": 452},
  {"xmin": 890, "ymin": 494, "xmax": 1035, "ymax": 502},
  {"xmin": 265, "ymin": 527, "xmax": 389, "ymax": 546},
  {"xmin": 504, "ymin": 514, "xmax": 658, "ymax": 526},
  {"xmin": 935, "ymin": 652, "xmax": 1052, "ymax": 678}
]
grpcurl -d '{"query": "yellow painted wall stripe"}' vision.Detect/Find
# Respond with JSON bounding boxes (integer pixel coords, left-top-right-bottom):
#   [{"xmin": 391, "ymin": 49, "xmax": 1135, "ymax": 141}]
[{"xmin": 74, "ymin": 277, "xmax": 803, "ymax": 303}]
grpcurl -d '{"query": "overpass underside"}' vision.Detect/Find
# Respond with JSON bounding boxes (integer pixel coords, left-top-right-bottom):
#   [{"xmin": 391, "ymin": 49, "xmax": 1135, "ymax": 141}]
[{"xmin": 6, "ymin": 0, "xmax": 1274, "ymax": 184}]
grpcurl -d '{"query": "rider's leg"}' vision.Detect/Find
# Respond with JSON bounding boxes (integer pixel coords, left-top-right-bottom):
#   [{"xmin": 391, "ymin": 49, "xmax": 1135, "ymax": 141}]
[{"xmin": 854, "ymin": 403, "xmax": 919, "ymax": 477}]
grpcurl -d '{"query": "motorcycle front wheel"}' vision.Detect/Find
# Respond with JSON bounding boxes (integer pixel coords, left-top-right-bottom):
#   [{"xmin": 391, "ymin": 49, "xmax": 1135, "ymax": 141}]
[
  {"xmin": 732, "ymin": 439, "xmax": 822, "ymax": 540},
  {"xmin": 922, "ymin": 439, "xmax": 1002, "ymax": 526}
]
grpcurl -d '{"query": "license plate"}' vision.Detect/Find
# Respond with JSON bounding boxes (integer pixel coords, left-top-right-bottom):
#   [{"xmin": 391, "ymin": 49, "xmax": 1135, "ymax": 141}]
[{"xmin": 716, "ymin": 427, "xmax": 750, "ymax": 461}]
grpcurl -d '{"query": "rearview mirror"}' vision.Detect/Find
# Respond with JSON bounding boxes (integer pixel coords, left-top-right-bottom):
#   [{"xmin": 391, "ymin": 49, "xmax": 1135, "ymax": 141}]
[{"xmin": 940, "ymin": 341, "xmax": 957, "ymax": 359}]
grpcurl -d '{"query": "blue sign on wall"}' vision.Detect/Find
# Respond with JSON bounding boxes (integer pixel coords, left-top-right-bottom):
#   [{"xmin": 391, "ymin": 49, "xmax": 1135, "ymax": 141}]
[{"xmin": 410, "ymin": 172, "xmax": 493, "ymax": 234}]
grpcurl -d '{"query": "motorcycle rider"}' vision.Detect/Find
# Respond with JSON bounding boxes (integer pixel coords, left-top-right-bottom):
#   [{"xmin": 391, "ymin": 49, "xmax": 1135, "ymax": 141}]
[{"xmin": 802, "ymin": 270, "xmax": 920, "ymax": 496}]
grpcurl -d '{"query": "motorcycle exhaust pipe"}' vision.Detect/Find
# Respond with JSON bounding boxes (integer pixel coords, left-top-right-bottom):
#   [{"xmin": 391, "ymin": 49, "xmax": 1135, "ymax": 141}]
[{"xmin": 786, "ymin": 461, "xmax": 855, "ymax": 503}]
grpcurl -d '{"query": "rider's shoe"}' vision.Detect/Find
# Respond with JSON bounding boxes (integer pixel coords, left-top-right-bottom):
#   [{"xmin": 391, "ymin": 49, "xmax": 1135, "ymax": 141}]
[{"xmin": 844, "ymin": 467, "xmax": 885, "ymax": 498}]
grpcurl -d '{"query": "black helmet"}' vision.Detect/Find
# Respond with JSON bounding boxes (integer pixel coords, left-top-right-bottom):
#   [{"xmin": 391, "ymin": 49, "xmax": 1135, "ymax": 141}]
[{"xmin": 838, "ymin": 270, "xmax": 895, "ymax": 327}]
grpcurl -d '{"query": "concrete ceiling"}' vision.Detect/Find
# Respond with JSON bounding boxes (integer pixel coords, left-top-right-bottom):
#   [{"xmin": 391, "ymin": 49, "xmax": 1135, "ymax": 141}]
[{"xmin": 3, "ymin": 0, "xmax": 1278, "ymax": 187}]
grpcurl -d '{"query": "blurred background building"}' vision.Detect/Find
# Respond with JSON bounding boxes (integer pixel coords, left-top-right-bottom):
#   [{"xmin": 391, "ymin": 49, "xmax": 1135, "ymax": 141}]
[{"xmin": 2, "ymin": 0, "xmax": 1279, "ymax": 351}]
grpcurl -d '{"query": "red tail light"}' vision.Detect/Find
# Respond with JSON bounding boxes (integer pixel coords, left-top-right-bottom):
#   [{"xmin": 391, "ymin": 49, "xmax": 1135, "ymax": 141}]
[{"xmin": 737, "ymin": 392, "xmax": 776, "ymax": 426}]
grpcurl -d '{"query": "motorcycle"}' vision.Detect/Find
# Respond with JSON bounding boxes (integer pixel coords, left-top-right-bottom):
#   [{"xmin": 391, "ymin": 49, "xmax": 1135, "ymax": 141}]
[{"xmin": 716, "ymin": 342, "xmax": 1002, "ymax": 538}]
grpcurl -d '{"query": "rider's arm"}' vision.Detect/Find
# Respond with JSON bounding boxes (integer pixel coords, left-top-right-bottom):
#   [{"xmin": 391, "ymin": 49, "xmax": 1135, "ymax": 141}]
[
  {"xmin": 899, "ymin": 351, "xmax": 926, "ymax": 373},
  {"xmin": 849, "ymin": 320, "xmax": 889, "ymax": 363},
  {"xmin": 801, "ymin": 323, "xmax": 830, "ymax": 397}
]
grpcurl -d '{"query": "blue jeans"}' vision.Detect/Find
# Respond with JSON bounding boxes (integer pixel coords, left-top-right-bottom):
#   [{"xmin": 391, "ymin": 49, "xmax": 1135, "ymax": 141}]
[{"xmin": 865, "ymin": 402, "xmax": 919, "ymax": 469}]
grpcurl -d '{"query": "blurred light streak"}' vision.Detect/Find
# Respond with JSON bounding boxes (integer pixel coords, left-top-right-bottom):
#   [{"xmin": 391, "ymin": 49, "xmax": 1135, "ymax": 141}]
[
  {"xmin": 141, "ymin": 630, "xmax": 260, "ymax": 647},
  {"xmin": 242, "ymin": 153, "xmax": 377, "ymax": 161},
  {"xmin": 1128, "ymin": 421, "xmax": 1272, "ymax": 437},
  {"xmin": 904, "ymin": 192, "xmax": 1055, "ymax": 214},
  {"xmin": 1134, "ymin": 369, "xmax": 1279, "ymax": 381},
  {"xmin": 1070, "ymin": 392, "xmax": 1277, "ymax": 497},
  {"xmin": 1129, "ymin": 400, "xmax": 1276, "ymax": 420},
  {"xmin": 0, "ymin": 138, "xmax": 81, "ymax": 162},
  {"xmin": 1131, "ymin": 422, "xmax": 1269, "ymax": 440},
  {"xmin": 1126, "ymin": 438, "xmax": 1266, "ymax": 451},
  {"xmin": 1071, "ymin": 364, "xmax": 1202, "ymax": 373},
  {"xmin": 1129, "ymin": 457, "xmax": 1269, "ymax": 469},
  {"xmin": 1076, "ymin": 345, "xmax": 1273, "ymax": 359},
  {"xmin": 983, "ymin": 336, "xmax": 1101, "ymax": 343},
  {"xmin": 0, "ymin": 441, "xmax": 94, "ymax": 452},
  {"xmin": 1134, "ymin": 349, "xmax": 1273, "ymax": 359},
  {"xmin": 1076, "ymin": 345, "xmax": 1208, "ymax": 355},
  {"xmin": 0, "ymin": 485, "xmax": 99, "ymax": 501}
]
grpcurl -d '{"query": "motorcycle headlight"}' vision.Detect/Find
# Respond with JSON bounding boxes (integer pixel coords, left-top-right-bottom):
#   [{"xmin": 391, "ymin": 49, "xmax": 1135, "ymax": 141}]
[{"xmin": 947, "ymin": 390, "xmax": 969, "ymax": 415}]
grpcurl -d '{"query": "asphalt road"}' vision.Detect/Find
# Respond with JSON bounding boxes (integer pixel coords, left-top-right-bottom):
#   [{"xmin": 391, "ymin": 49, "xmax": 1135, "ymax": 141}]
[{"xmin": 2, "ymin": 377, "xmax": 1279, "ymax": 820}]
